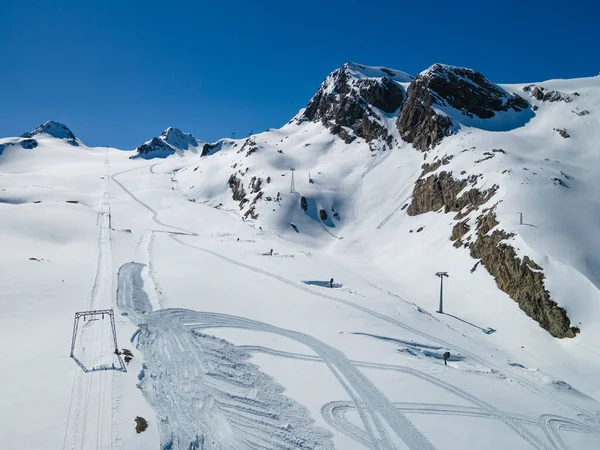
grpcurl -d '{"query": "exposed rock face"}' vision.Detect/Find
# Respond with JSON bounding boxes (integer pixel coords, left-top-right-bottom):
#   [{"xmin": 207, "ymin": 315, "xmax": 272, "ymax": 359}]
[
  {"xmin": 450, "ymin": 220, "xmax": 470, "ymax": 247},
  {"xmin": 396, "ymin": 79, "xmax": 454, "ymax": 152},
  {"xmin": 227, "ymin": 174, "xmax": 248, "ymax": 209},
  {"xmin": 398, "ymin": 64, "xmax": 530, "ymax": 151},
  {"xmin": 22, "ymin": 121, "xmax": 79, "ymax": 146},
  {"xmin": 132, "ymin": 127, "xmax": 204, "ymax": 159},
  {"xmin": 407, "ymin": 171, "xmax": 498, "ymax": 217},
  {"xmin": 420, "ymin": 64, "xmax": 529, "ymax": 118},
  {"xmin": 407, "ymin": 166, "xmax": 576, "ymax": 338},
  {"xmin": 302, "ymin": 63, "xmax": 406, "ymax": 146},
  {"xmin": 524, "ymin": 85, "xmax": 573, "ymax": 103},
  {"xmin": 470, "ymin": 210, "xmax": 579, "ymax": 338},
  {"xmin": 421, "ymin": 155, "xmax": 453, "ymax": 176},
  {"xmin": 407, "ymin": 171, "xmax": 467, "ymax": 215},
  {"xmin": 134, "ymin": 137, "xmax": 175, "ymax": 159},
  {"xmin": 300, "ymin": 196, "xmax": 308, "ymax": 212},
  {"xmin": 554, "ymin": 128, "xmax": 570, "ymax": 138},
  {"xmin": 20, "ymin": 139, "xmax": 38, "ymax": 149},
  {"xmin": 202, "ymin": 142, "xmax": 218, "ymax": 156}
]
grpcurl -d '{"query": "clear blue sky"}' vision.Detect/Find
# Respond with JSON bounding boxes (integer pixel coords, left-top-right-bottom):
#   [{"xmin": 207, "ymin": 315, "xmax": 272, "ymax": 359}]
[{"xmin": 1, "ymin": 0, "xmax": 597, "ymax": 149}]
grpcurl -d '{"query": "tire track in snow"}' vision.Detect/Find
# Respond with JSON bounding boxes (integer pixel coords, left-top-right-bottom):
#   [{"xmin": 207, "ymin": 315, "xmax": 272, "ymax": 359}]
[
  {"xmin": 117, "ymin": 262, "xmax": 335, "ymax": 450},
  {"xmin": 243, "ymin": 345, "xmax": 600, "ymax": 450}
]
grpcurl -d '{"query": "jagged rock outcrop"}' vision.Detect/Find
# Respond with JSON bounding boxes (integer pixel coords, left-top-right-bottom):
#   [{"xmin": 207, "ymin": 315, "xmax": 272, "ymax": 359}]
[
  {"xmin": 398, "ymin": 64, "xmax": 530, "ymax": 151},
  {"xmin": 227, "ymin": 174, "xmax": 248, "ymax": 209},
  {"xmin": 397, "ymin": 77, "xmax": 455, "ymax": 152},
  {"xmin": 407, "ymin": 171, "xmax": 498, "ymax": 217},
  {"xmin": 450, "ymin": 220, "xmax": 470, "ymax": 247},
  {"xmin": 20, "ymin": 139, "xmax": 38, "ymax": 149},
  {"xmin": 407, "ymin": 172, "xmax": 467, "ymax": 215},
  {"xmin": 523, "ymin": 85, "xmax": 573, "ymax": 103},
  {"xmin": 132, "ymin": 127, "xmax": 204, "ymax": 159},
  {"xmin": 407, "ymin": 167, "xmax": 576, "ymax": 338},
  {"xmin": 470, "ymin": 210, "xmax": 579, "ymax": 338},
  {"xmin": 134, "ymin": 137, "xmax": 175, "ymax": 159},
  {"xmin": 302, "ymin": 63, "xmax": 407, "ymax": 146},
  {"xmin": 202, "ymin": 142, "xmax": 218, "ymax": 156},
  {"xmin": 22, "ymin": 121, "xmax": 79, "ymax": 146},
  {"xmin": 421, "ymin": 155, "xmax": 453, "ymax": 176}
]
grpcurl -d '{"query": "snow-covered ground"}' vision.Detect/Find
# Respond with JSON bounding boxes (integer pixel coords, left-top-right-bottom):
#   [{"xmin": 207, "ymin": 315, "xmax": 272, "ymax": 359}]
[{"xmin": 2, "ymin": 66, "xmax": 600, "ymax": 450}]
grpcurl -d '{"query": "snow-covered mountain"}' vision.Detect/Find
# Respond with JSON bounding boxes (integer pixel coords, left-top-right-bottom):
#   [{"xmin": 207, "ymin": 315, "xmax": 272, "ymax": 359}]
[
  {"xmin": 2, "ymin": 62, "xmax": 600, "ymax": 450},
  {"xmin": 21, "ymin": 120, "xmax": 81, "ymax": 146},
  {"xmin": 131, "ymin": 127, "xmax": 218, "ymax": 159},
  {"xmin": 174, "ymin": 62, "xmax": 599, "ymax": 339}
]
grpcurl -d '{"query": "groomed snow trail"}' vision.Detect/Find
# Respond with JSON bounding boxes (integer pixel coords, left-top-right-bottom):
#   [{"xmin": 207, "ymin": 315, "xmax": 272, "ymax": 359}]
[
  {"xmin": 64, "ymin": 160, "xmax": 117, "ymax": 450},
  {"xmin": 117, "ymin": 262, "xmax": 335, "ymax": 450}
]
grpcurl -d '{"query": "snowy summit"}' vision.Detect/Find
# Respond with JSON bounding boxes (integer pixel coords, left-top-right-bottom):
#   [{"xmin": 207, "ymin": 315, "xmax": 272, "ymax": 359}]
[
  {"xmin": 131, "ymin": 127, "xmax": 206, "ymax": 159},
  {"xmin": 21, "ymin": 120, "xmax": 80, "ymax": 146}
]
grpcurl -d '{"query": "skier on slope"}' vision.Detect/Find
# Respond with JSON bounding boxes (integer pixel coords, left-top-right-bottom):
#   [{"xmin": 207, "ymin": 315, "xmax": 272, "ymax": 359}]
[
  {"xmin": 270, "ymin": 249, "xmax": 273, "ymax": 256},
  {"xmin": 330, "ymin": 278, "xmax": 334, "ymax": 288}
]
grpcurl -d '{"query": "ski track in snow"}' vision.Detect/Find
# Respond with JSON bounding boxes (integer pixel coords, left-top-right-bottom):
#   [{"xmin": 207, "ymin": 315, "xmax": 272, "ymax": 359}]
[
  {"xmin": 64, "ymin": 161, "xmax": 116, "ymax": 450},
  {"xmin": 240, "ymin": 346, "xmax": 600, "ymax": 450},
  {"xmin": 109, "ymin": 163, "xmax": 600, "ymax": 450},
  {"xmin": 117, "ymin": 262, "xmax": 335, "ymax": 450}
]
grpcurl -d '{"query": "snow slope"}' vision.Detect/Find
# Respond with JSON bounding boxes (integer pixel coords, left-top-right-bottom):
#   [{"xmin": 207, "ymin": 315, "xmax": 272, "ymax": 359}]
[{"xmin": 1, "ymin": 64, "xmax": 600, "ymax": 450}]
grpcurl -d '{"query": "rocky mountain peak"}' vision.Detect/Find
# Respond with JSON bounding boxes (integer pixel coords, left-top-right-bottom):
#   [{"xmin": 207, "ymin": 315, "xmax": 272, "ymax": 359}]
[
  {"xmin": 397, "ymin": 64, "xmax": 532, "ymax": 151},
  {"xmin": 21, "ymin": 121, "xmax": 79, "ymax": 146},
  {"xmin": 132, "ymin": 127, "xmax": 205, "ymax": 159},
  {"xmin": 160, "ymin": 127, "xmax": 198, "ymax": 150},
  {"xmin": 418, "ymin": 64, "xmax": 530, "ymax": 119},
  {"xmin": 301, "ymin": 62, "xmax": 410, "ymax": 148}
]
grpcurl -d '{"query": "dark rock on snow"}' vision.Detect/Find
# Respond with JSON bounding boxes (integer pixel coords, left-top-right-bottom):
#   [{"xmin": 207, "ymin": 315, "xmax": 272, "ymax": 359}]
[
  {"xmin": 470, "ymin": 210, "xmax": 578, "ymax": 338},
  {"xmin": 398, "ymin": 64, "xmax": 530, "ymax": 151},
  {"xmin": 20, "ymin": 138, "xmax": 38, "ymax": 149},
  {"xmin": 302, "ymin": 63, "xmax": 405, "ymax": 146},
  {"xmin": 300, "ymin": 196, "xmax": 308, "ymax": 212},
  {"xmin": 134, "ymin": 137, "xmax": 175, "ymax": 159},
  {"xmin": 22, "ymin": 121, "xmax": 79, "ymax": 146}
]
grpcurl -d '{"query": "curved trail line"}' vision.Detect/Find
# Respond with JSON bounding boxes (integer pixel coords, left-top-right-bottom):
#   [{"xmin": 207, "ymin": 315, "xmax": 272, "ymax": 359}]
[
  {"xmin": 242, "ymin": 345, "xmax": 600, "ymax": 450},
  {"xmin": 172, "ymin": 309, "xmax": 436, "ymax": 450},
  {"xmin": 118, "ymin": 263, "xmax": 335, "ymax": 450}
]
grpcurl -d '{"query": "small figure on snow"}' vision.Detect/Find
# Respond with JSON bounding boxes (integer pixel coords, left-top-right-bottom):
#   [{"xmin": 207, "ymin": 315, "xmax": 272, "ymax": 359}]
[
  {"xmin": 330, "ymin": 278, "xmax": 334, "ymax": 288},
  {"xmin": 270, "ymin": 249, "xmax": 273, "ymax": 256},
  {"xmin": 443, "ymin": 351, "xmax": 451, "ymax": 365}
]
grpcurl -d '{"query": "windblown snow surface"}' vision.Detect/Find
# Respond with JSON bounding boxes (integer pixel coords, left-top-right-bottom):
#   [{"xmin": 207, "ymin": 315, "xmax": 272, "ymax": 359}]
[{"xmin": 2, "ymin": 68, "xmax": 600, "ymax": 450}]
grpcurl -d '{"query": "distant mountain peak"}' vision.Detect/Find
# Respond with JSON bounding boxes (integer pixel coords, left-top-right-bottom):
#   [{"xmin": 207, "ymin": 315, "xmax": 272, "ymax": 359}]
[
  {"xmin": 160, "ymin": 127, "xmax": 199, "ymax": 150},
  {"xmin": 21, "ymin": 121, "xmax": 79, "ymax": 146},
  {"xmin": 132, "ymin": 127, "xmax": 203, "ymax": 159}
]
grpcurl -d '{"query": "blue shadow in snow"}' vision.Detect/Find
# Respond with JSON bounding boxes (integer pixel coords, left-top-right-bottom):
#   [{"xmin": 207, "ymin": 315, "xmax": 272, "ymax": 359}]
[
  {"xmin": 303, "ymin": 197, "xmax": 335, "ymax": 228},
  {"xmin": 71, "ymin": 354, "xmax": 127, "ymax": 373},
  {"xmin": 302, "ymin": 280, "xmax": 343, "ymax": 288},
  {"xmin": 443, "ymin": 313, "xmax": 495, "ymax": 334}
]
